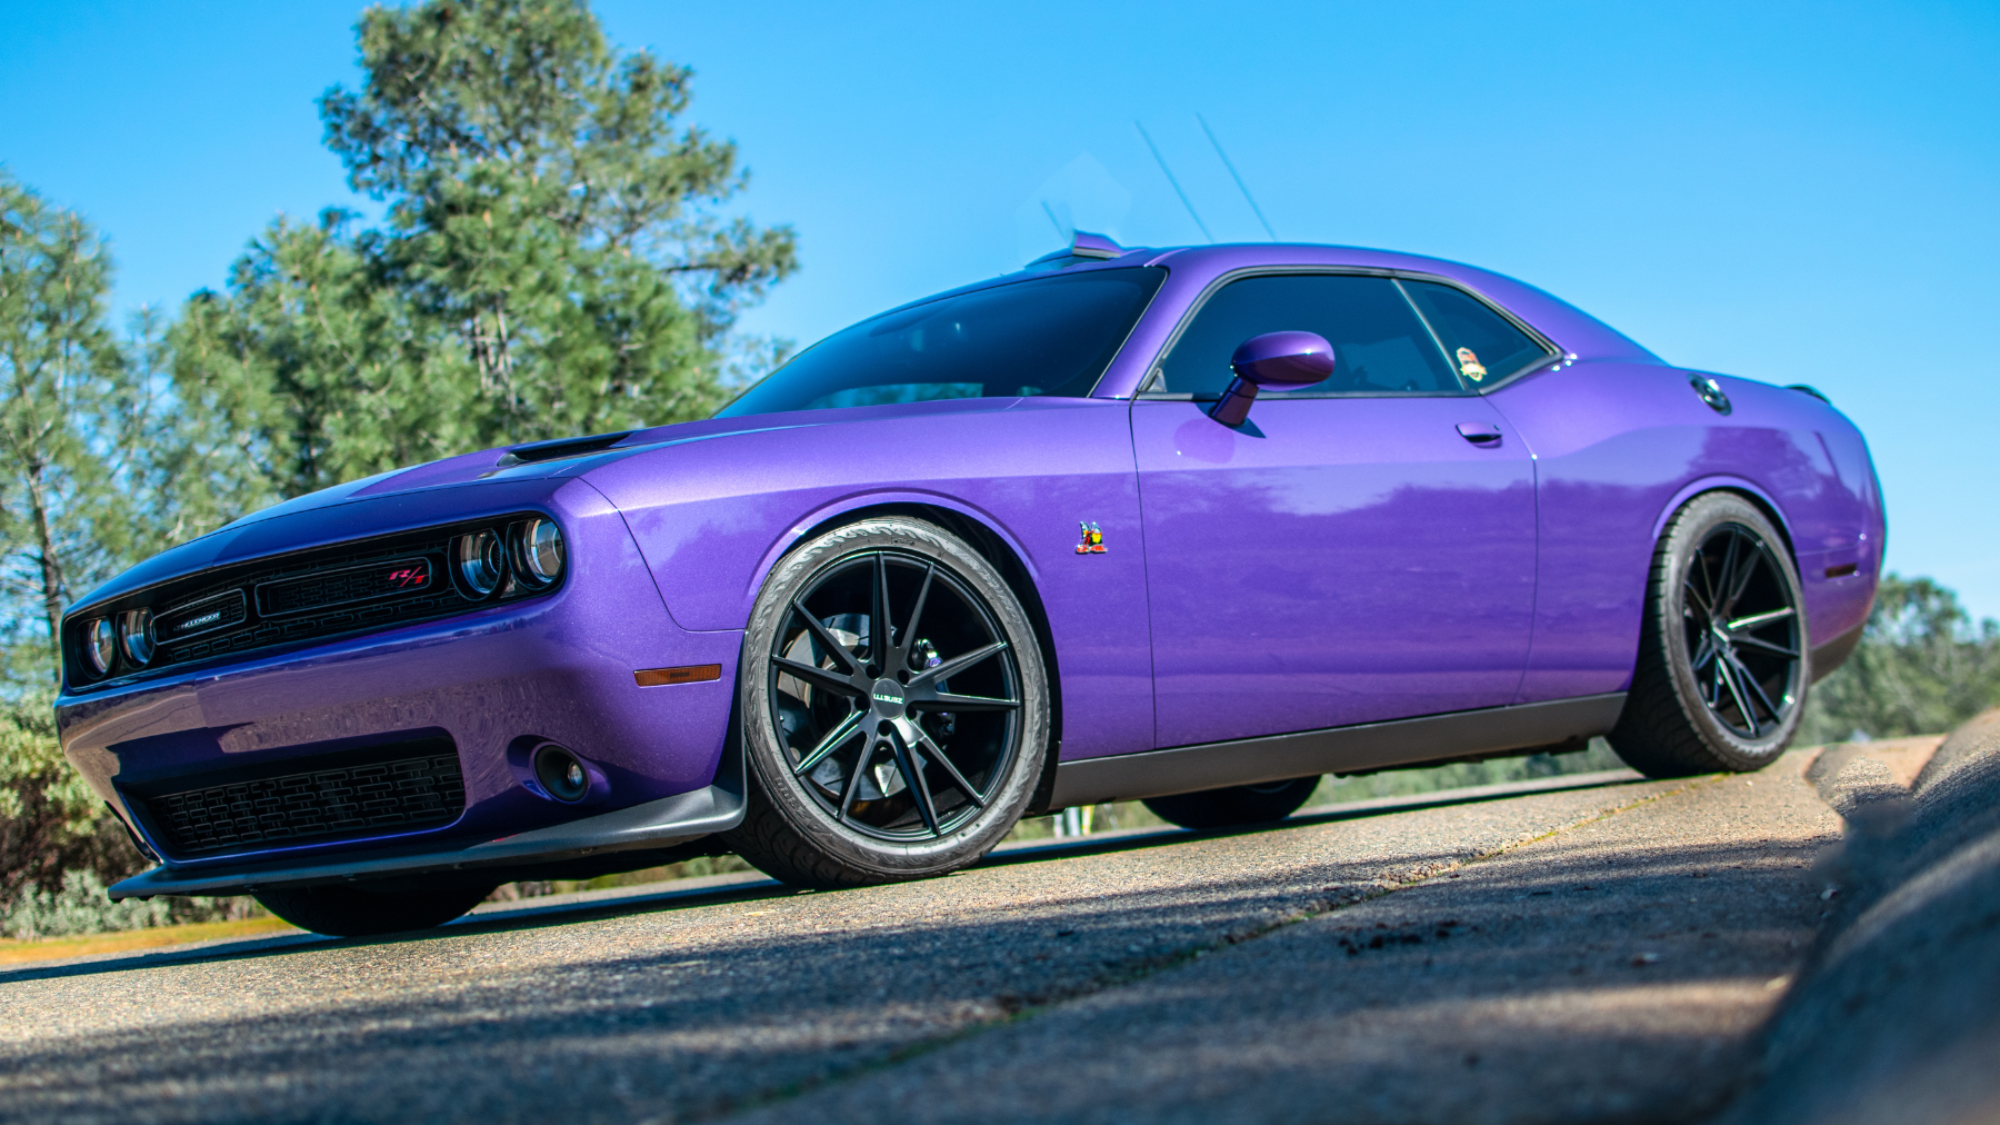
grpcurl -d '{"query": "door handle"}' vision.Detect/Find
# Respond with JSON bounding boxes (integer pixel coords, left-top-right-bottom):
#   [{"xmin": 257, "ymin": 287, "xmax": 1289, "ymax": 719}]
[{"xmin": 1456, "ymin": 422, "xmax": 1503, "ymax": 445}]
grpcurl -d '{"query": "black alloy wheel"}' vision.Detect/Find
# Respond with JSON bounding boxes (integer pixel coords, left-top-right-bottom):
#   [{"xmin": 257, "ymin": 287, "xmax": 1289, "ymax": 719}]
[
  {"xmin": 1681, "ymin": 524, "xmax": 1803, "ymax": 739},
  {"xmin": 773, "ymin": 549, "xmax": 1022, "ymax": 840},
  {"xmin": 1610, "ymin": 492, "xmax": 1807, "ymax": 778},
  {"xmin": 725, "ymin": 517, "xmax": 1050, "ymax": 887}
]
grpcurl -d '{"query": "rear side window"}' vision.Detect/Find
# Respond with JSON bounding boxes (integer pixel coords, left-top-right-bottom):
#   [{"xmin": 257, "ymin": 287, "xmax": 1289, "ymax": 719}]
[
  {"xmin": 1153, "ymin": 275, "xmax": 1462, "ymax": 397},
  {"xmin": 1399, "ymin": 281, "xmax": 1553, "ymax": 388}
]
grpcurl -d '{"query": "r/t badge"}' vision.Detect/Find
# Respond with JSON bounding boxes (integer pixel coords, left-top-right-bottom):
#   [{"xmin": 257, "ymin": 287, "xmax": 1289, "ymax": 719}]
[{"xmin": 1075, "ymin": 521, "xmax": 1106, "ymax": 554}]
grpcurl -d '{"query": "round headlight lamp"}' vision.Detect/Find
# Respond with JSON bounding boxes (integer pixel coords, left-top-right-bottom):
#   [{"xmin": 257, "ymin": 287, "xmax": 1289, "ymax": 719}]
[
  {"xmin": 456, "ymin": 528, "xmax": 506, "ymax": 597},
  {"xmin": 119, "ymin": 609, "xmax": 156, "ymax": 667},
  {"xmin": 84, "ymin": 618, "xmax": 117, "ymax": 675},
  {"xmin": 513, "ymin": 518, "xmax": 566, "ymax": 586}
]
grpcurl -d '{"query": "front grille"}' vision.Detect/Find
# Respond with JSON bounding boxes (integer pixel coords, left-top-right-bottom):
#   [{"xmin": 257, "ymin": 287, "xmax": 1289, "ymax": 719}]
[
  {"xmin": 257, "ymin": 556, "xmax": 435, "ymax": 617},
  {"xmin": 159, "ymin": 590, "xmax": 247, "ymax": 642},
  {"xmin": 138, "ymin": 740, "xmax": 466, "ymax": 858},
  {"xmin": 64, "ymin": 514, "xmax": 559, "ymax": 689}
]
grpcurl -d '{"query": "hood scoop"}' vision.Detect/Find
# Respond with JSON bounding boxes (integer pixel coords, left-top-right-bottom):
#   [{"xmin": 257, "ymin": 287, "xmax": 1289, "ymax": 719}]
[{"xmin": 497, "ymin": 430, "xmax": 636, "ymax": 467}]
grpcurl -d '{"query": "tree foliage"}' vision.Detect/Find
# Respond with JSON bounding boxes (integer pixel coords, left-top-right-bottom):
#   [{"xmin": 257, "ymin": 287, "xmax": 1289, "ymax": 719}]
[
  {"xmin": 173, "ymin": 0, "xmax": 797, "ymax": 510},
  {"xmin": 0, "ymin": 687, "xmax": 145, "ymax": 907},
  {"xmin": 0, "ymin": 173, "xmax": 173, "ymax": 661},
  {"xmin": 1801, "ymin": 573, "xmax": 2000, "ymax": 743}
]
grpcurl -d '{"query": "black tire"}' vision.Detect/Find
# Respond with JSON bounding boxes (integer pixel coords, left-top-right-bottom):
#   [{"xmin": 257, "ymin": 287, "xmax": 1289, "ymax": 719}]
[
  {"xmin": 1142, "ymin": 776, "xmax": 1321, "ymax": 830},
  {"xmin": 722, "ymin": 517, "xmax": 1051, "ymax": 888},
  {"xmin": 1609, "ymin": 492, "xmax": 1808, "ymax": 778},
  {"xmin": 253, "ymin": 883, "xmax": 493, "ymax": 937}
]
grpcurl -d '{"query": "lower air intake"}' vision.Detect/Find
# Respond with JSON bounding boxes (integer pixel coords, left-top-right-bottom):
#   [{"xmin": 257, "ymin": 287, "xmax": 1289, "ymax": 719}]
[{"xmin": 140, "ymin": 738, "xmax": 466, "ymax": 858}]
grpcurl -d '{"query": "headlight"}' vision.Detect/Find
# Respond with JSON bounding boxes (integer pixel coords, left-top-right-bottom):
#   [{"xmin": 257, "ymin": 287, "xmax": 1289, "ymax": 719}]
[
  {"xmin": 512, "ymin": 518, "xmax": 565, "ymax": 586},
  {"xmin": 85, "ymin": 618, "xmax": 117, "ymax": 675},
  {"xmin": 119, "ymin": 609, "xmax": 155, "ymax": 666},
  {"xmin": 456, "ymin": 528, "xmax": 506, "ymax": 597}
]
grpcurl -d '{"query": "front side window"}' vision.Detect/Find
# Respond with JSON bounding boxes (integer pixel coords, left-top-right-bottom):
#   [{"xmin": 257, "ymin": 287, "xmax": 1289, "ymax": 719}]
[
  {"xmin": 1399, "ymin": 280, "xmax": 1553, "ymax": 388},
  {"xmin": 1153, "ymin": 274, "xmax": 1463, "ymax": 397},
  {"xmin": 720, "ymin": 268, "xmax": 1165, "ymax": 417}
]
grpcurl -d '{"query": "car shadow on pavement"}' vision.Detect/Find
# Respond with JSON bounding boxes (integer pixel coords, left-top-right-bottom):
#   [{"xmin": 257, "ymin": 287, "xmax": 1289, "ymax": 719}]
[
  {"xmin": 0, "ymin": 825, "xmax": 1822, "ymax": 1125},
  {"xmin": 0, "ymin": 770, "xmax": 1650, "ymax": 987}
]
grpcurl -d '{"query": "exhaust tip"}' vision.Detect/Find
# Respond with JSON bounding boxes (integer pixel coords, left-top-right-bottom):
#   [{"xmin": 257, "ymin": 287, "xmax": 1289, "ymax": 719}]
[{"xmin": 533, "ymin": 744, "xmax": 590, "ymax": 803}]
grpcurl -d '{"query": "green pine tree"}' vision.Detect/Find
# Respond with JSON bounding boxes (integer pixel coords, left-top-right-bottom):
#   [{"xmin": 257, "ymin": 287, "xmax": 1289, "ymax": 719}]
[
  {"xmin": 1799, "ymin": 574, "xmax": 2000, "ymax": 743},
  {"xmin": 0, "ymin": 173, "xmax": 170, "ymax": 674},
  {"xmin": 173, "ymin": 0, "xmax": 798, "ymax": 509}
]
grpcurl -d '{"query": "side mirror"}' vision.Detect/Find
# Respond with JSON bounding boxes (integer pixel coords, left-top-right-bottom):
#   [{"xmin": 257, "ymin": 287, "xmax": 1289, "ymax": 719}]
[{"xmin": 1209, "ymin": 331, "xmax": 1335, "ymax": 426}]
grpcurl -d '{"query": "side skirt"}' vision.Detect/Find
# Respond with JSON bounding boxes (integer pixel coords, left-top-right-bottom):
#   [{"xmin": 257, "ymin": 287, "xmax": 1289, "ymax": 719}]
[{"xmin": 1049, "ymin": 693, "xmax": 1628, "ymax": 808}]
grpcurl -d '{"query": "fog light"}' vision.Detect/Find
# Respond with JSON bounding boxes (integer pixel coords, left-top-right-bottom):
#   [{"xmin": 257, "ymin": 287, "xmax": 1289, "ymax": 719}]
[
  {"xmin": 534, "ymin": 744, "xmax": 589, "ymax": 803},
  {"xmin": 84, "ymin": 618, "xmax": 117, "ymax": 675},
  {"xmin": 456, "ymin": 528, "xmax": 505, "ymax": 597}
]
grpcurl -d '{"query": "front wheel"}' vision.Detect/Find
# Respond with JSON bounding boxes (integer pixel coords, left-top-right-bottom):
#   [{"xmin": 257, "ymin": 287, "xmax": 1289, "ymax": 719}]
[
  {"xmin": 254, "ymin": 883, "xmax": 493, "ymax": 937},
  {"xmin": 1610, "ymin": 492, "xmax": 1807, "ymax": 778},
  {"xmin": 1142, "ymin": 776, "xmax": 1321, "ymax": 830},
  {"xmin": 723, "ymin": 517, "xmax": 1052, "ymax": 888}
]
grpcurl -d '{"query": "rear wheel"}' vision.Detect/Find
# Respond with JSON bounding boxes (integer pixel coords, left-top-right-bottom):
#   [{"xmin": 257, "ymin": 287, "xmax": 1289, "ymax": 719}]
[
  {"xmin": 1142, "ymin": 776, "xmax": 1320, "ymax": 830},
  {"xmin": 253, "ymin": 883, "xmax": 493, "ymax": 937},
  {"xmin": 1609, "ymin": 492, "xmax": 1807, "ymax": 778},
  {"xmin": 723, "ymin": 517, "xmax": 1051, "ymax": 888}
]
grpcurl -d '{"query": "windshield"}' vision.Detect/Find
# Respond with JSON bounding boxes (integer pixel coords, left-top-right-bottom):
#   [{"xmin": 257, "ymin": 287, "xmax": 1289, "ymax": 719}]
[{"xmin": 719, "ymin": 267, "xmax": 1165, "ymax": 417}]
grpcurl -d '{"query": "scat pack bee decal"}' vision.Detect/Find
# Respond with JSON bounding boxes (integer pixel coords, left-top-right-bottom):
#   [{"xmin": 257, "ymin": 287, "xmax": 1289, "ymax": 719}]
[
  {"xmin": 1075, "ymin": 521, "xmax": 1107, "ymax": 554},
  {"xmin": 1455, "ymin": 347, "xmax": 1487, "ymax": 383}
]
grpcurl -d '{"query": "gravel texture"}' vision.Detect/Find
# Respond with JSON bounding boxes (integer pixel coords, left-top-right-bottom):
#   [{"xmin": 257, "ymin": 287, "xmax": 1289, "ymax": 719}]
[{"xmin": 0, "ymin": 749, "xmax": 1883, "ymax": 1125}]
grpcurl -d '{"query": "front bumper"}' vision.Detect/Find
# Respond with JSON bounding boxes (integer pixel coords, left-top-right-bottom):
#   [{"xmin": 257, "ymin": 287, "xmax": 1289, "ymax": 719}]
[
  {"xmin": 109, "ymin": 773, "xmax": 744, "ymax": 900},
  {"xmin": 58, "ymin": 478, "xmax": 746, "ymax": 895}
]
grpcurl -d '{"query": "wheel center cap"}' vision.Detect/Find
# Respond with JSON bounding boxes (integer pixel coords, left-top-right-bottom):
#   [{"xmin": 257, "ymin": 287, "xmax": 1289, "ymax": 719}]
[{"xmin": 870, "ymin": 678, "xmax": 906, "ymax": 717}]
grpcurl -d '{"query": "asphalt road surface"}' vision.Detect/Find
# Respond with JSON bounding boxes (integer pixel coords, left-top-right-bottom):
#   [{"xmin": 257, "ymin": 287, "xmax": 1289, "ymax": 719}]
[{"xmin": 0, "ymin": 751, "xmax": 1876, "ymax": 1125}]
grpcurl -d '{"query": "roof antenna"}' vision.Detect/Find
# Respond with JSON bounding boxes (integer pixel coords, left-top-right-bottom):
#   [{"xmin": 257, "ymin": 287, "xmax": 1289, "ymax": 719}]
[
  {"xmin": 1196, "ymin": 113, "xmax": 1277, "ymax": 241},
  {"xmin": 1041, "ymin": 200, "xmax": 1068, "ymax": 238},
  {"xmin": 1134, "ymin": 120, "xmax": 1213, "ymax": 243}
]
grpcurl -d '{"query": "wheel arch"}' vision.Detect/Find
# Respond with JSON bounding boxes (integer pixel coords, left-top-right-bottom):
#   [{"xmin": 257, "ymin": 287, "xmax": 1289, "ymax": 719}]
[
  {"xmin": 1649, "ymin": 477, "xmax": 1799, "ymax": 564},
  {"xmin": 1625, "ymin": 479, "xmax": 1805, "ymax": 701},
  {"xmin": 764, "ymin": 498, "xmax": 1067, "ymax": 809}
]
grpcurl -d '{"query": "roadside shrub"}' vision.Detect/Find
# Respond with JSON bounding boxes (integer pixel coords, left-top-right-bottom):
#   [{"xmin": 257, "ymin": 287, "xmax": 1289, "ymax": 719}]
[
  {"xmin": 1, "ymin": 690, "xmax": 261, "ymax": 932},
  {"xmin": 1802, "ymin": 575, "xmax": 2000, "ymax": 744},
  {"xmin": 0, "ymin": 689, "xmax": 148, "ymax": 910},
  {"xmin": 2, "ymin": 869, "xmax": 171, "ymax": 940}
]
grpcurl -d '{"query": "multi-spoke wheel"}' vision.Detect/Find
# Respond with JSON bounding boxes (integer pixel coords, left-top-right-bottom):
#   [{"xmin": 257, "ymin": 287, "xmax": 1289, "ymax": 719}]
[
  {"xmin": 724, "ymin": 517, "xmax": 1051, "ymax": 887},
  {"xmin": 1610, "ymin": 492, "xmax": 1807, "ymax": 778}
]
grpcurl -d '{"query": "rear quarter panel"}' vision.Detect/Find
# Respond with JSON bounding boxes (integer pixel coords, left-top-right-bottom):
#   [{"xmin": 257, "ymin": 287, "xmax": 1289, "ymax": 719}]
[{"xmin": 1485, "ymin": 363, "xmax": 1880, "ymax": 701}]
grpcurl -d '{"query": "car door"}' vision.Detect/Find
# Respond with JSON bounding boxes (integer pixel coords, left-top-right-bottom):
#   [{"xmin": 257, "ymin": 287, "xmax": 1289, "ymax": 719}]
[{"xmin": 1131, "ymin": 273, "xmax": 1538, "ymax": 749}]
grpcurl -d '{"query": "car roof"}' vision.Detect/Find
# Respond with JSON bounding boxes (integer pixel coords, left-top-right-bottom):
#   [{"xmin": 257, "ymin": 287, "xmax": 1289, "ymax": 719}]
[{"xmin": 891, "ymin": 238, "xmax": 1660, "ymax": 368}]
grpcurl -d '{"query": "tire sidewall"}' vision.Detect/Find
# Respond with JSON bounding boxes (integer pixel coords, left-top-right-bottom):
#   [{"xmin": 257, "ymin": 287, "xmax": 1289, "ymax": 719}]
[
  {"xmin": 740, "ymin": 517, "xmax": 1050, "ymax": 880},
  {"xmin": 1655, "ymin": 494, "xmax": 1809, "ymax": 768}
]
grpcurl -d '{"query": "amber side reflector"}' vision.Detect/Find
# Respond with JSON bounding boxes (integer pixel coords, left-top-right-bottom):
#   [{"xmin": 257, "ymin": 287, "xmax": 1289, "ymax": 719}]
[
  {"xmin": 634, "ymin": 664, "xmax": 722, "ymax": 687},
  {"xmin": 1824, "ymin": 563, "xmax": 1858, "ymax": 579}
]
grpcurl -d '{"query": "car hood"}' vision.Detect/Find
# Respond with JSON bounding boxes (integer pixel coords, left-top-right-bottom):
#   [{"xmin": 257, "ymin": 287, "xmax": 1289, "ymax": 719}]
[
  {"xmin": 222, "ymin": 397, "xmax": 1046, "ymax": 528},
  {"xmin": 213, "ymin": 417, "xmax": 787, "ymax": 530},
  {"xmin": 69, "ymin": 398, "xmax": 1033, "ymax": 610}
]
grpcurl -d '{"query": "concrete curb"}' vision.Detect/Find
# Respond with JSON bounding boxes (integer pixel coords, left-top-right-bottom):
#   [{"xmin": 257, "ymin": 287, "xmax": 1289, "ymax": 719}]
[{"xmin": 1715, "ymin": 712, "xmax": 2000, "ymax": 1125}]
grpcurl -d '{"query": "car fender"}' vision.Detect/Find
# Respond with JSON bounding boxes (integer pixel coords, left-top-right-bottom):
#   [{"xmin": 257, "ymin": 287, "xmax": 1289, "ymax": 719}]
[{"xmin": 737, "ymin": 487, "xmax": 1047, "ymax": 626}]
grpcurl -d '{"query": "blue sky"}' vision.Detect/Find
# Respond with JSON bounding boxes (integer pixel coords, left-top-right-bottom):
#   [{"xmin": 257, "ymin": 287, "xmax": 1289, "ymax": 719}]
[{"xmin": 2, "ymin": 1, "xmax": 1996, "ymax": 619}]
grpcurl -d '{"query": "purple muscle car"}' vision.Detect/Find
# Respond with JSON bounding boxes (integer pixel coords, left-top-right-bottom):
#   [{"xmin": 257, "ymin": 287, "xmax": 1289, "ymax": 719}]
[{"xmin": 55, "ymin": 233, "xmax": 1884, "ymax": 936}]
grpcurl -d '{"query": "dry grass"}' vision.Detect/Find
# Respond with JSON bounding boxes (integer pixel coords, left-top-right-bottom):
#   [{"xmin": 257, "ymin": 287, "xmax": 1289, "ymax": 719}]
[{"xmin": 0, "ymin": 916, "xmax": 299, "ymax": 965}]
